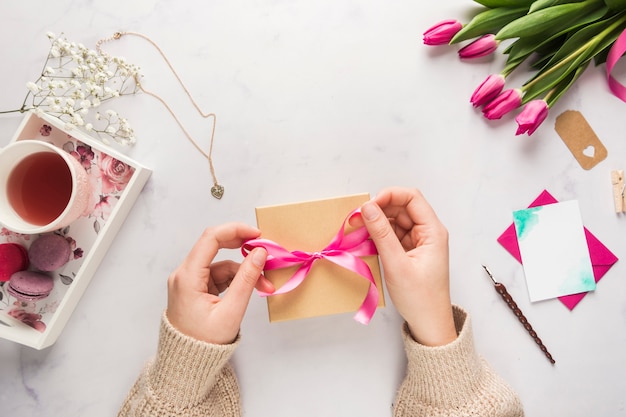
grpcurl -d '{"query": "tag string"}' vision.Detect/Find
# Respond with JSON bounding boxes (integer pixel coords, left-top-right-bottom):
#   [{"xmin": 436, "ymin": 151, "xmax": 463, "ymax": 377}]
[{"xmin": 96, "ymin": 31, "xmax": 223, "ymax": 199}]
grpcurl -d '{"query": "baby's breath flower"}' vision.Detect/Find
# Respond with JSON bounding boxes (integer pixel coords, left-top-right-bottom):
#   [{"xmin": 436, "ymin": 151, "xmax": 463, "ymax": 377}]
[
  {"xmin": 26, "ymin": 82, "xmax": 39, "ymax": 93},
  {"xmin": 72, "ymin": 114, "xmax": 84, "ymax": 126},
  {"xmin": 14, "ymin": 32, "xmax": 141, "ymax": 145}
]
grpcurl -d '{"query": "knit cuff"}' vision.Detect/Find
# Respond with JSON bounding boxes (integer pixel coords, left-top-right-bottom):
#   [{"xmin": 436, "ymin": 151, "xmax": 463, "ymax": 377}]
[
  {"xmin": 147, "ymin": 312, "xmax": 239, "ymax": 409},
  {"xmin": 401, "ymin": 305, "xmax": 485, "ymax": 407}
]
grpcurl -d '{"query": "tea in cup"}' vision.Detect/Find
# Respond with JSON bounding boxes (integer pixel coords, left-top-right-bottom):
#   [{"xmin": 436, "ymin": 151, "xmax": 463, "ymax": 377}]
[{"xmin": 0, "ymin": 140, "xmax": 91, "ymax": 234}]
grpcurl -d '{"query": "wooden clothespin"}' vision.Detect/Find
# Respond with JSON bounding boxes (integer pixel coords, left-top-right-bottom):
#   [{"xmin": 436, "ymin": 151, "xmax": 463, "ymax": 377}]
[{"xmin": 611, "ymin": 170, "xmax": 625, "ymax": 213}]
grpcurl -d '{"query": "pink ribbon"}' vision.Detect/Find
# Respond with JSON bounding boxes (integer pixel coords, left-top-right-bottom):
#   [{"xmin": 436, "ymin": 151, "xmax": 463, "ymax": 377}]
[
  {"xmin": 241, "ymin": 208, "xmax": 379, "ymax": 325},
  {"xmin": 607, "ymin": 28, "xmax": 626, "ymax": 102}
]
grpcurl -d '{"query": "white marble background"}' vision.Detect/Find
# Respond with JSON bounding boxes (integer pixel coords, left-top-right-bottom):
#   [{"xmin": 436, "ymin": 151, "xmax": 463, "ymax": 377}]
[{"xmin": 1, "ymin": 0, "xmax": 625, "ymax": 416}]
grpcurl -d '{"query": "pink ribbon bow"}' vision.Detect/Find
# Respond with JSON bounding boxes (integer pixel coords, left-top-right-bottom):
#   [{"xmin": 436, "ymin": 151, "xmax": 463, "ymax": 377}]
[
  {"xmin": 241, "ymin": 208, "xmax": 379, "ymax": 325},
  {"xmin": 607, "ymin": 28, "xmax": 626, "ymax": 102}
]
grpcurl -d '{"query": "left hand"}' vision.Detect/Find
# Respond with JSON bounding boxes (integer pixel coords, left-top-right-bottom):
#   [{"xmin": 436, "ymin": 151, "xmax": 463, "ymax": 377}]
[{"xmin": 166, "ymin": 223, "xmax": 275, "ymax": 345}]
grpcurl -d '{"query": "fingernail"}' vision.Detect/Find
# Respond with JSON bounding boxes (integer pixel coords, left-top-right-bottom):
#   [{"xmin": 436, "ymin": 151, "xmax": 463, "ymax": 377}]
[
  {"xmin": 251, "ymin": 248, "xmax": 267, "ymax": 267},
  {"xmin": 361, "ymin": 201, "xmax": 379, "ymax": 221}
]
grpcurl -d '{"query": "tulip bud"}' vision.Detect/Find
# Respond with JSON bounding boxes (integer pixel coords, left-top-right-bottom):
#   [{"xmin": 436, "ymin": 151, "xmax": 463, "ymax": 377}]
[
  {"xmin": 423, "ymin": 19, "xmax": 463, "ymax": 45},
  {"xmin": 470, "ymin": 74, "xmax": 506, "ymax": 107},
  {"xmin": 482, "ymin": 89, "xmax": 522, "ymax": 120},
  {"xmin": 458, "ymin": 34, "xmax": 499, "ymax": 59},
  {"xmin": 515, "ymin": 99, "xmax": 549, "ymax": 135}
]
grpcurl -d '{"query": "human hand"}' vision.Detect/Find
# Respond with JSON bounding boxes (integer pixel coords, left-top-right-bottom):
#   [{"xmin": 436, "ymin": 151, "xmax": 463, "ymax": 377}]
[
  {"xmin": 166, "ymin": 223, "xmax": 275, "ymax": 345},
  {"xmin": 357, "ymin": 187, "xmax": 457, "ymax": 346}
]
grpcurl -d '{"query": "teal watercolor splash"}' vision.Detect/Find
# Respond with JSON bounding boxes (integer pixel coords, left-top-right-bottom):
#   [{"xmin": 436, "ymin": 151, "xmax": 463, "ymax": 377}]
[
  {"xmin": 513, "ymin": 206, "xmax": 542, "ymax": 241},
  {"xmin": 559, "ymin": 258, "xmax": 596, "ymax": 294}
]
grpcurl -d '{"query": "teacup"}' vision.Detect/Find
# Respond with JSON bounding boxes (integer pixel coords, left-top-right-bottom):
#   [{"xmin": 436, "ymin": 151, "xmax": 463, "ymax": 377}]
[{"xmin": 0, "ymin": 140, "xmax": 91, "ymax": 234}]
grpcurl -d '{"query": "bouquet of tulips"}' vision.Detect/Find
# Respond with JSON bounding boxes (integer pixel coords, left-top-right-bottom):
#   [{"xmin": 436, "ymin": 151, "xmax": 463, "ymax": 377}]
[{"xmin": 424, "ymin": 0, "xmax": 626, "ymax": 135}]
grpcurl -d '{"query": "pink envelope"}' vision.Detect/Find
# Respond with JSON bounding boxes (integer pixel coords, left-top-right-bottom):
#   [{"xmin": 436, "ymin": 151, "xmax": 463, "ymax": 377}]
[{"xmin": 497, "ymin": 190, "xmax": 618, "ymax": 310}]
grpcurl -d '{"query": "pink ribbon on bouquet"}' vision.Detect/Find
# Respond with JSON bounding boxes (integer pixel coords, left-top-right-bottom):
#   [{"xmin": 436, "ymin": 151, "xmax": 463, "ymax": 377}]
[
  {"xmin": 607, "ymin": 28, "xmax": 626, "ymax": 102},
  {"xmin": 241, "ymin": 208, "xmax": 379, "ymax": 325}
]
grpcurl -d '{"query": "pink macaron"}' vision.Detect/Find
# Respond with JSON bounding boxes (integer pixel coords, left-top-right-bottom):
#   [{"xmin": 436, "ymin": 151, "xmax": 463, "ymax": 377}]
[
  {"xmin": 28, "ymin": 234, "xmax": 72, "ymax": 272},
  {"xmin": 0, "ymin": 243, "xmax": 30, "ymax": 282},
  {"xmin": 7, "ymin": 270, "xmax": 54, "ymax": 301}
]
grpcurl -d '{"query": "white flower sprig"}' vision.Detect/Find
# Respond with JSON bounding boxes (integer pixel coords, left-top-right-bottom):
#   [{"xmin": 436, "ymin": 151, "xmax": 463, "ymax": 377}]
[{"xmin": 2, "ymin": 32, "xmax": 141, "ymax": 145}]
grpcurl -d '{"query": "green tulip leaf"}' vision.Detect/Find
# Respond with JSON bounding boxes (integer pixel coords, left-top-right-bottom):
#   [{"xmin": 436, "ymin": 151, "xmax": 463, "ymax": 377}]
[
  {"xmin": 473, "ymin": 0, "xmax": 535, "ymax": 7},
  {"xmin": 522, "ymin": 56, "xmax": 588, "ymax": 101},
  {"xmin": 529, "ymin": 0, "xmax": 587, "ymax": 14},
  {"xmin": 543, "ymin": 63, "xmax": 589, "ymax": 106},
  {"xmin": 530, "ymin": 51, "xmax": 558, "ymax": 69},
  {"xmin": 594, "ymin": 46, "xmax": 611, "ymax": 65},
  {"xmin": 604, "ymin": 0, "xmax": 626, "ymax": 11},
  {"xmin": 450, "ymin": 6, "xmax": 529, "ymax": 43},
  {"xmin": 504, "ymin": 6, "xmax": 608, "ymax": 65},
  {"xmin": 541, "ymin": 12, "xmax": 626, "ymax": 69},
  {"xmin": 496, "ymin": 0, "xmax": 605, "ymax": 40},
  {"xmin": 523, "ymin": 15, "xmax": 626, "ymax": 100}
]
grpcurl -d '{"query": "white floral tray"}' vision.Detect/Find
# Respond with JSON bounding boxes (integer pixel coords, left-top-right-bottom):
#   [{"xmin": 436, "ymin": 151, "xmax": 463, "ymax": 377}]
[{"xmin": 0, "ymin": 112, "xmax": 151, "ymax": 349}]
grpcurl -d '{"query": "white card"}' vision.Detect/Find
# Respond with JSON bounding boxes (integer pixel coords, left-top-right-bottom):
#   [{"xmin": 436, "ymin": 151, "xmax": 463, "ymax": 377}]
[{"xmin": 513, "ymin": 200, "xmax": 595, "ymax": 302}]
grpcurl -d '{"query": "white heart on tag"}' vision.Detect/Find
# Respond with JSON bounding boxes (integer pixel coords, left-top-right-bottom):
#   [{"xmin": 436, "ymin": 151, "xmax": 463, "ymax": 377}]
[{"xmin": 582, "ymin": 145, "xmax": 595, "ymax": 158}]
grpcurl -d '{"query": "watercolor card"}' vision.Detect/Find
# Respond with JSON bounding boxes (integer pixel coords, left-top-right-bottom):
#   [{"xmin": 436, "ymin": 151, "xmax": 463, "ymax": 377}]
[{"xmin": 513, "ymin": 200, "xmax": 596, "ymax": 302}]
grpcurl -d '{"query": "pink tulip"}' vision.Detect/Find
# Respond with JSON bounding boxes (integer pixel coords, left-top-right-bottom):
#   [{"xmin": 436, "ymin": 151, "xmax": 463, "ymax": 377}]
[
  {"xmin": 515, "ymin": 99, "xmax": 549, "ymax": 136},
  {"xmin": 482, "ymin": 89, "xmax": 522, "ymax": 120},
  {"xmin": 423, "ymin": 19, "xmax": 463, "ymax": 45},
  {"xmin": 470, "ymin": 74, "xmax": 505, "ymax": 107},
  {"xmin": 458, "ymin": 34, "xmax": 498, "ymax": 59}
]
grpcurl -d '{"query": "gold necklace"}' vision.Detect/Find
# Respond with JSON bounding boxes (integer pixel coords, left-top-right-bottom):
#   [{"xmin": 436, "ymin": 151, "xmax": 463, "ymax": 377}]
[{"xmin": 96, "ymin": 31, "xmax": 224, "ymax": 200}]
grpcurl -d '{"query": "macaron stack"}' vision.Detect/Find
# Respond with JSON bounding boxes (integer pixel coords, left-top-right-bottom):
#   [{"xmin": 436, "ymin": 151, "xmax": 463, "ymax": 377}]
[{"xmin": 1, "ymin": 234, "xmax": 72, "ymax": 302}]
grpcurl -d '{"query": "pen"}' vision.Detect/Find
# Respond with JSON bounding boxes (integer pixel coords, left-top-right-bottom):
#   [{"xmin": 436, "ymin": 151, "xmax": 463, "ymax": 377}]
[{"xmin": 482, "ymin": 265, "xmax": 556, "ymax": 365}]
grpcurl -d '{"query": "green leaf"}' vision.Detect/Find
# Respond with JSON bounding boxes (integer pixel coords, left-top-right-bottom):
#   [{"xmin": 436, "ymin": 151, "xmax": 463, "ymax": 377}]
[
  {"xmin": 451, "ymin": 6, "xmax": 529, "ymax": 43},
  {"xmin": 543, "ymin": 63, "xmax": 589, "ymax": 106},
  {"xmin": 594, "ymin": 45, "xmax": 611, "ymax": 65},
  {"xmin": 473, "ymin": 0, "xmax": 535, "ymax": 7},
  {"xmin": 530, "ymin": 51, "xmax": 558, "ymax": 69},
  {"xmin": 529, "ymin": 0, "xmax": 586, "ymax": 14},
  {"xmin": 496, "ymin": 0, "xmax": 606, "ymax": 40},
  {"xmin": 503, "ymin": 6, "xmax": 608, "ymax": 66},
  {"xmin": 604, "ymin": 0, "xmax": 626, "ymax": 11},
  {"xmin": 540, "ymin": 12, "xmax": 625, "ymax": 69},
  {"xmin": 522, "ymin": 14, "xmax": 626, "ymax": 100}
]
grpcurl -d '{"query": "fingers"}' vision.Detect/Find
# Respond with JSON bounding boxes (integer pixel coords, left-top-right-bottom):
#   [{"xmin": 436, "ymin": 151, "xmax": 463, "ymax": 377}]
[
  {"xmin": 211, "ymin": 260, "xmax": 275, "ymax": 294},
  {"xmin": 221, "ymin": 248, "xmax": 268, "ymax": 317},
  {"xmin": 184, "ymin": 223, "xmax": 261, "ymax": 272},
  {"xmin": 373, "ymin": 187, "xmax": 442, "ymax": 230},
  {"xmin": 360, "ymin": 200, "xmax": 406, "ymax": 263}
]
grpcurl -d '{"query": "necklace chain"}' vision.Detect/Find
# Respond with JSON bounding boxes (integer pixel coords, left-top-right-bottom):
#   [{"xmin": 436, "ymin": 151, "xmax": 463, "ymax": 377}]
[{"xmin": 96, "ymin": 31, "xmax": 224, "ymax": 199}]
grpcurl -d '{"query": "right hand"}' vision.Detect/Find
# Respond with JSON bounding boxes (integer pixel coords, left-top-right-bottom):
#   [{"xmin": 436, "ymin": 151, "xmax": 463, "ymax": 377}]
[{"xmin": 357, "ymin": 187, "xmax": 457, "ymax": 346}]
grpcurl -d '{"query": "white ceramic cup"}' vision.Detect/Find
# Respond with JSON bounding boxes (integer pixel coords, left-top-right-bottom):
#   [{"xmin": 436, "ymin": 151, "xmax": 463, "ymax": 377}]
[{"xmin": 0, "ymin": 140, "xmax": 91, "ymax": 234}]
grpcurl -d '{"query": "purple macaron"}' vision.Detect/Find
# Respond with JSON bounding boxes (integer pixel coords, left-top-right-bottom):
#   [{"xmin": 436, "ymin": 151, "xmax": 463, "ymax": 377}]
[
  {"xmin": 29, "ymin": 234, "xmax": 72, "ymax": 272},
  {"xmin": 7, "ymin": 271, "xmax": 54, "ymax": 301}
]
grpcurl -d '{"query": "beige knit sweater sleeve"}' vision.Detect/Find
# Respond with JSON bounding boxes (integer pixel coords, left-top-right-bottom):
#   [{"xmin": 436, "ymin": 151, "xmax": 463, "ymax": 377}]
[
  {"xmin": 119, "ymin": 307, "xmax": 522, "ymax": 417},
  {"xmin": 393, "ymin": 305, "xmax": 524, "ymax": 417},
  {"xmin": 117, "ymin": 312, "xmax": 242, "ymax": 417}
]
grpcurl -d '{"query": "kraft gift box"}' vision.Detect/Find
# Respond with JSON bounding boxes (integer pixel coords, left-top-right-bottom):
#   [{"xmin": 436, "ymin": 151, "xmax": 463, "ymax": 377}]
[{"xmin": 255, "ymin": 193, "xmax": 385, "ymax": 323}]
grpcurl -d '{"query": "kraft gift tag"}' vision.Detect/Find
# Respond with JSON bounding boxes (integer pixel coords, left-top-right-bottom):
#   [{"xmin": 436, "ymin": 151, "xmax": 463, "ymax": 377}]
[{"xmin": 555, "ymin": 110, "xmax": 607, "ymax": 170}]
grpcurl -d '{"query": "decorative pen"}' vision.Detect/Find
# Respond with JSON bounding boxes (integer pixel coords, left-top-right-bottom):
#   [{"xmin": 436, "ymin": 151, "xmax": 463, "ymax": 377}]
[{"xmin": 482, "ymin": 265, "xmax": 556, "ymax": 365}]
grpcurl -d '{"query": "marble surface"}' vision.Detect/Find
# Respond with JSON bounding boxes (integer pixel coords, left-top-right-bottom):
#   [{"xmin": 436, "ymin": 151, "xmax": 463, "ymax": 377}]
[{"xmin": 1, "ymin": 0, "xmax": 625, "ymax": 416}]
